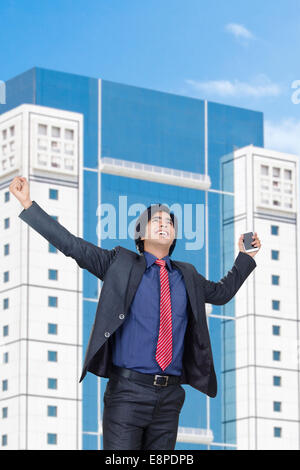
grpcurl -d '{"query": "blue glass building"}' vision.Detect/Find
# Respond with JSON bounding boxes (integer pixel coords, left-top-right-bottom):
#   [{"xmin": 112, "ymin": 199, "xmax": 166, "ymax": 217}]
[{"xmin": 1, "ymin": 67, "xmax": 263, "ymax": 449}]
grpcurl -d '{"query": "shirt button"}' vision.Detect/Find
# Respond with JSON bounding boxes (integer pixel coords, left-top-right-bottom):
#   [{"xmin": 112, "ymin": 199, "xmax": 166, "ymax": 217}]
[
  {"xmin": 104, "ymin": 332, "xmax": 110, "ymax": 338},
  {"xmin": 119, "ymin": 314, "xmax": 125, "ymax": 320}
]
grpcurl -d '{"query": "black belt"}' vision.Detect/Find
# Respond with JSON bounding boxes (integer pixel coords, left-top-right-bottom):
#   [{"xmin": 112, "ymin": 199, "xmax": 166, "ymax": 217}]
[{"xmin": 111, "ymin": 365, "xmax": 182, "ymax": 387}]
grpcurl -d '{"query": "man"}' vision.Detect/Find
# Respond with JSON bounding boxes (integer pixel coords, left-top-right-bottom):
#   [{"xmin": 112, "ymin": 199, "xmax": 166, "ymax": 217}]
[{"xmin": 10, "ymin": 176, "xmax": 261, "ymax": 450}]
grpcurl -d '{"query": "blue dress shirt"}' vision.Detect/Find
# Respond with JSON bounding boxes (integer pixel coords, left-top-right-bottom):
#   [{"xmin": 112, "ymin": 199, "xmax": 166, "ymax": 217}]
[{"xmin": 111, "ymin": 250, "xmax": 189, "ymax": 376}]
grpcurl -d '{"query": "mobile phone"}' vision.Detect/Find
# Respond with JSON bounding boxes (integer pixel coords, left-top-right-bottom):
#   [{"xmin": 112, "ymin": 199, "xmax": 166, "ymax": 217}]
[{"xmin": 243, "ymin": 231, "xmax": 258, "ymax": 252}]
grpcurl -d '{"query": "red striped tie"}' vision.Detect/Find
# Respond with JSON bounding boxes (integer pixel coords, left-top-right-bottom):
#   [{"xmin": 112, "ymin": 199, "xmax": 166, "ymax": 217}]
[{"xmin": 155, "ymin": 259, "xmax": 172, "ymax": 371}]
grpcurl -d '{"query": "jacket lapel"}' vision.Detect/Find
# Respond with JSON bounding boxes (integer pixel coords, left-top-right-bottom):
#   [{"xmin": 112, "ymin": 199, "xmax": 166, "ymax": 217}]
[{"xmin": 124, "ymin": 253, "xmax": 147, "ymax": 315}]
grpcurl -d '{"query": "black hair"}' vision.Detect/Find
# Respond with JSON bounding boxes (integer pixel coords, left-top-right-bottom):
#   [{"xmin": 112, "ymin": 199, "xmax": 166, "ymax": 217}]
[{"xmin": 134, "ymin": 203, "xmax": 178, "ymax": 256}]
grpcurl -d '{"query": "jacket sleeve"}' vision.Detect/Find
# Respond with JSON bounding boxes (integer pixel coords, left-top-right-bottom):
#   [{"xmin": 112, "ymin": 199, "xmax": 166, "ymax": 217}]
[
  {"xmin": 199, "ymin": 251, "xmax": 257, "ymax": 305},
  {"xmin": 18, "ymin": 200, "xmax": 120, "ymax": 281}
]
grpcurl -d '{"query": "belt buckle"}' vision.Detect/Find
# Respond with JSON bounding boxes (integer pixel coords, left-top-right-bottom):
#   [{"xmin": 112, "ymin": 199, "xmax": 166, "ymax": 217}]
[{"xmin": 153, "ymin": 374, "xmax": 169, "ymax": 386}]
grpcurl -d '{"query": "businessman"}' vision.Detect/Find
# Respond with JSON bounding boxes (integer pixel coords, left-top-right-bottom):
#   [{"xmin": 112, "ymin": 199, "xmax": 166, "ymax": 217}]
[{"xmin": 10, "ymin": 176, "xmax": 261, "ymax": 450}]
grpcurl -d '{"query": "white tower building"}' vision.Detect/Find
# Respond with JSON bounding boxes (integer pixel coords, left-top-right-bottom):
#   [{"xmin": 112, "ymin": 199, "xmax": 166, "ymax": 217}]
[
  {"xmin": 0, "ymin": 104, "xmax": 83, "ymax": 449},
  {"xmin": 222, "ymin": 145, "xmax": 300, "ymax": 450}
]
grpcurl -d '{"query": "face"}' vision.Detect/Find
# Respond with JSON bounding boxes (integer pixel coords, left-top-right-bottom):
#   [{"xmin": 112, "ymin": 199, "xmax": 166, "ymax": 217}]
[{"xmin": 141, "ymin": 211, "xmax": 175, "ymax": 250}]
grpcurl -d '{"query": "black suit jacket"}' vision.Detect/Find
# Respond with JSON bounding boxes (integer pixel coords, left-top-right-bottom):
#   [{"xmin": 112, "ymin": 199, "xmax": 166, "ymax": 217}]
[{"xmin": 19, "ymin": 201, "xmax": 257, "ymax": 398}]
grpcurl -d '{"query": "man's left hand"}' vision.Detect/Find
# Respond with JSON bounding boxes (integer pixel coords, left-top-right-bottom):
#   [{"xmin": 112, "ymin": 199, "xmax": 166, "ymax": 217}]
[{"xmin": 238, "ymin": 232, "xmax": 261, "ymax": 258}]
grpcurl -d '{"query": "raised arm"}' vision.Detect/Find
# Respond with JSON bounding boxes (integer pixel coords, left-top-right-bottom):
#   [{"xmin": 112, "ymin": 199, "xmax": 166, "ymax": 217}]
[
  {"xmin": 10, "ymin": 176, "xmax": 119, "ymax": 280},
  {"xmin": 199, "ymin": 251, "xmax": 257, "ymax": 305}
]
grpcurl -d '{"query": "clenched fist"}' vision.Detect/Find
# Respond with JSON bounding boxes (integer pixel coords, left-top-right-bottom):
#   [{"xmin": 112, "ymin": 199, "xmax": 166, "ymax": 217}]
[{"xmin": 9, "ymin": 176, "xmax": 32, "ymax": 209}]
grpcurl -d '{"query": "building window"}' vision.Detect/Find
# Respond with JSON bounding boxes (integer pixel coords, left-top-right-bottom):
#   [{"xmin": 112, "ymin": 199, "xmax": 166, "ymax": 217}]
[
  {"xmin": 273, "ymin": 376, "xmax": 281, "ymax": 386},
  {"xmin": 47, "ymin": 405, "xmax": 57, "ymax": 417},
  {"xmin": 48, "ymin": 269, "xmax": 58, "ymax": 280},
  {"xmin": 35, "ymin": 119, "xmax": 77, "ymax": 174},
  {"xmin": 274, "ymin": 427, "xmax": 282, "ymax": 438},
  {"xmin": 261, "ymin": 164, "xmax": 269, "ymax": 175},
  {"xmin": 47, "ymin": 378, "xmax": 57, "ymax": 390},
  {"xmin": 284, "ymin": 198, "xmax": 293, "ymax": 209},
  {"xmin": 261, "ymin": 194, "xmax": 269, "ymax": 205},
  {"xmin": 3, "ymin": 271, "xmax": 9, "ymax": 283},
  {"xmin": 9, "ymin": 125, "xmax": 15, "ymax": 137},
  {"xmin": 273, "ymin": 401, "xmax": 281, "ymax": 412},
  {"xmin": 272, "ymin": 275, "xmax": 280, "ymax": 285},
  {"xmin": 273, "ymin": 351, "xmax": 281, "ymax": 361},
  {"xmin": 51, "ymin": 127, "xmax": 60, "ymax": 138},
  {"xmin": 271, "ymin": 225, "xmax": 279, "ymax": 235},
  {"xmin": 2, "ymin": 380, "xmax": 8, "ymax": 391},
  {"xmin": 2, "ymin": 407, "xmax": 8, "ymax": 419},
  {"xmin": 257, "ymin": 164, "xmax": 295, "ymax": 212},
  {"xmin": 49, "ymin": 243, "xmax": 57, "ymax": 253},
  {"xmin": 3, "ymin": 352, "xmax": 8, "ymax": 364},
  {"xmin": 4, "ymin": 191, "xmax": 10, "ymax": 202},
  {"xmin": 48, "ymin": 217, "xmax": 58, "ymax": 252},
  {"xmin": 37, "ymin": 152, "xmax": 47, "ymax": 166},
  {"xmin": 38, "ymin": 138, "xmax": 47, "ymax": 150},
  {"xmin": 271, "ymin": 250, "xmax": 279, "ymax": 260},
  {"xmin": 284, "ymin": 169, "xmax": 292, "ymax": 180},
  {"xmin": 47, "ymin": 433, "xmax": 57, "ymax": 445},
  {"xmin": 284, "ymin": 183, "xmax": 292, "ymax": 194},
  {"xmin": 3, "ymin": 298, "xmax": 9, "ymax": 309},
  {"xmin": 48, "ymin": 351, "xmax": 57, "ymax": 362},
  {"xmin": 4, "ymin": 244, "xmax": 9, "ymax": 256},
  {"xmin": 4, "ymin": 218, "xmax": 9, "ymax": 229},
  {"xmin": 48, "ymin": 296, "xmax": 58, "ymax": 308},
  {"xmin": 1, "ymin": 434, "xmax": 7, "ymax": 446},
  {"xmin": 51, "ymin": 141, "xmax": 61, "ymax": 153},
  {"xmin": 272, "ymin": 325, "xmax": 280, "ymax": 336},
  {"xmin": 65, "ymin": 129, "xmax": 74, "ymax": 140},
  {"xmin": 261, "ymin": 178, "xmax": 269, "ymax": 190},
  {"xmin": 48, "ymin": 323, "xmax": 57, "ymax": 335},
  {"xmin": 272, "ymin": 300, "xmax": 280, "ymax": 311},
  {"xmin": 3, "ymin": 325, "xmax": 9, "ymax": 337},
  {"xmin": 49, "ymin": 188, "xmax": 58, "ymax": 200},
  {"xmin": 65, "ymin": 143, "xmax": 74, "ymax": 155},
  {"xmin": 38, "ymin": 124, "xmax": 47, "ymax": 135}
]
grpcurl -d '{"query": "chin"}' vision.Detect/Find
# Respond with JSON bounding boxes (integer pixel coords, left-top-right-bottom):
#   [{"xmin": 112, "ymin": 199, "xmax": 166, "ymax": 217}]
[{"xmin": 157, "ymin": 240, "xmax": 172, "ymax": 247}]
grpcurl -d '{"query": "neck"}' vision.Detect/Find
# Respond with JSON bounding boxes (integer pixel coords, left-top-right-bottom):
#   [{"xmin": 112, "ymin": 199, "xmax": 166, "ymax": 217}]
[{"xmin": 143, "ymin": 242, "xmax": 169, "ymax": 259}]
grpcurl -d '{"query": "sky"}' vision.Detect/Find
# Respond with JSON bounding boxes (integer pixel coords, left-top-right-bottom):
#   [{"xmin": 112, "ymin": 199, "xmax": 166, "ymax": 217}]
[{"xmin": 1, "ymin": 0, "xmax": 300, "ymax": 155}]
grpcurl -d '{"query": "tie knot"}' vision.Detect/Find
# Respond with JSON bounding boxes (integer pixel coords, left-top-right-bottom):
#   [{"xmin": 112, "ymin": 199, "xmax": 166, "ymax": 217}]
[{"xmin": 155, "ymin": 259, "xmax": 166, "ymax": 268}]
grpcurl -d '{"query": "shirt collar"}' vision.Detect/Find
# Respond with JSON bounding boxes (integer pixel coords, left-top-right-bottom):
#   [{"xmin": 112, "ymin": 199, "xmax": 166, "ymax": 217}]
[{"xmin": 143, "ymin": 250, "xmax": 173, "ymax": 272}]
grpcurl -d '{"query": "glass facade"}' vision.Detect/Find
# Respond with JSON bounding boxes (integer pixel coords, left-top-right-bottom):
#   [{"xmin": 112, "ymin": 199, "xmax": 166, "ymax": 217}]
[{"xmin": 1, "ymin": 67, "xmax": 264, "ymax": 450}]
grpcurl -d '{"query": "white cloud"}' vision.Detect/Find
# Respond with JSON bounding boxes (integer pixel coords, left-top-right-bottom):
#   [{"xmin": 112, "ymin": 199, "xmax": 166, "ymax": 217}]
[
  {"xmin": 264, "ymin": 118, "xmax": 300, "ymax": 156},
  {"xmin": 185, "ymin": 75, "xmax": 281, "ymax": 98},
  {"xmin": 225, "ymin": 23, "xmax": 255, "ymax": 40}
]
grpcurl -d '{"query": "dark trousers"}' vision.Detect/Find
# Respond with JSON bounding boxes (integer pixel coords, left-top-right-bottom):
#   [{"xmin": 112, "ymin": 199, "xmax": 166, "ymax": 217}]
[{"xmin": 102, "ymin": 372, "xmax": 186, "ymax": 450}]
